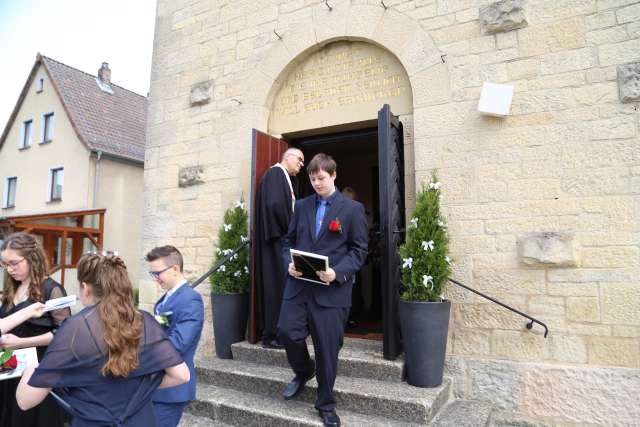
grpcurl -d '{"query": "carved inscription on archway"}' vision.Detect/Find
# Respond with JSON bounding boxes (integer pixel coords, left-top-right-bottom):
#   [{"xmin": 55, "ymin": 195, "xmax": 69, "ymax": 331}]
[{"xmin": 269, "ymin": 41, "xmax": 412, "ymax": 134}]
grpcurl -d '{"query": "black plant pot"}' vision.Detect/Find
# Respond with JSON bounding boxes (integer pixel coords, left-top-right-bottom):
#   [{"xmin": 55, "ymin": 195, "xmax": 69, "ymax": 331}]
[
  {"xmin": 210, "ymin": 291, "xmax": 249, "ymax": 359},
  {"xmin": 399, "ymin": 299, "xmax": 451, "ymax": 387}
]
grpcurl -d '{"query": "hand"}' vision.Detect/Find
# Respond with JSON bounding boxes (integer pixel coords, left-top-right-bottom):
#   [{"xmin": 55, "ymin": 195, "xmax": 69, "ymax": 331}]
[
  {"xmin": 27, "ymin": 302, "xmax": 46, "ymax": 319},
  {"xmin": 288, "ymin": 263, "xmax": 302, "ymax": 278},
  {"xmin": 316, "ymin": 268, "xmax": 336, "ymax": 284},
  {"xmin": 0, "ymin": 333, "xmax": 23, "ymax": 350}
]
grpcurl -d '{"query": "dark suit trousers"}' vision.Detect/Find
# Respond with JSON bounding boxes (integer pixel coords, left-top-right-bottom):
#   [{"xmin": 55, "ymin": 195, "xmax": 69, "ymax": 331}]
[{"xmin": 277, "ymin": 285, "xmax": 349, "ymax": 412}]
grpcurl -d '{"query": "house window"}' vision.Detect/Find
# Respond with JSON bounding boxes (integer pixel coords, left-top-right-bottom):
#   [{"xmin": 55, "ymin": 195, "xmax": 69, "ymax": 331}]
[
  {"xmin": 36, "ymin": 78, "xmax": 44, "ymax": 93},
  {"xmin": 49, "ymin": 167, "xmax": 64, "ymax": 201},
  {"xmin": 3, "ymin": 177, "xmax": 17, "ymax": 208},
  {"xmin": 42, "ymin": 112, "xmax": 54, "ymax": 142},
  {"xmin": 20, "ymin": 120, "xmax": 32, "ymax": 149}
]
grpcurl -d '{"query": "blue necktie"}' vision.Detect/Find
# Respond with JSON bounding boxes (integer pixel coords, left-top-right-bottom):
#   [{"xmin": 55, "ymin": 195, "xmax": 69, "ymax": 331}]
[{"xmin": 315, "ymin": 199, "xmax": 327, "ymax": 237}]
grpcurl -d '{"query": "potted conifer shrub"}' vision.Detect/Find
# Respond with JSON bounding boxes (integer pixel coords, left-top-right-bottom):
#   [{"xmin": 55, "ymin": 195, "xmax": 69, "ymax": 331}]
[
  {"xmin": 399, "ymin": 171, "xmax": 452, "ymax": 387},
  {"xmin": 210, "ymin": 200, "xmax": 250, "ymax": 359}
]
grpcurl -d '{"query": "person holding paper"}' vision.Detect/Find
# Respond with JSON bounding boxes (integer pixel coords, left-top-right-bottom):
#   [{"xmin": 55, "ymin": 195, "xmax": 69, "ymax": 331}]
[
  {"xmin": 278, "ymin": 153, "xmax": 368, "ymax": 427},
  {"xmin": 146, "ymin": 245, "xmax": 204, "ymax": 427},
  {"xmin": 0, "ymin": 232, "xmax": 70, "ymax": 427},
  {"xmin": 16, "ymin": 253, "xmax": 190, "ymax": 427},
  {"xmin": 255, "ymin": 148, "xmax": 305, "ymax": 349},
  {"xmin": 0, "ymin": 302, "xmax": 46, "ymax": 335}
]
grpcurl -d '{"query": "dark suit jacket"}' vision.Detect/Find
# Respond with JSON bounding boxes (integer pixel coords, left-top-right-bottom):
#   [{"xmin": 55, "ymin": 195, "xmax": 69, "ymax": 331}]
[
  {"xmin": 152, "ymin": 283, "xmax": 204, "ymax": 403},
  {"xmin": 282, "ymin": 190, "xmax": 369, "ymax": 308}
]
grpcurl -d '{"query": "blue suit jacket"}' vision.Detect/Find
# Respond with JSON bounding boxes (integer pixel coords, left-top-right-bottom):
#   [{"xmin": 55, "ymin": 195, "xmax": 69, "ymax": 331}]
[
  {"xmin": 282, "ymin": 190, "xmax": 369, "ymax": 308},
  {"xmin": 152, "ymin": 283, "xmax": 204, "ymax": 403}
]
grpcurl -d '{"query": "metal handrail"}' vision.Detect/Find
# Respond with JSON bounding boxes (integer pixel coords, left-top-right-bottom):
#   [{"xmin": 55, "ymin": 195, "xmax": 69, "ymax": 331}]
[
  {"xmin": 449, "ymin": 278, "xmax": 549, "ymax": 338},
  {"xmin": 190, "ymin": 240, "xmax": 251, "ymax": 289}
]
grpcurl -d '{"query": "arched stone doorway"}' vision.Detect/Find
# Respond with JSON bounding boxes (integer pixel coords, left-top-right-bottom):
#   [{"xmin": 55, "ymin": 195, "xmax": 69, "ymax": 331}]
[{"xmin": 250, "ymin": 40, "xmax": 415, "ymax": 360}]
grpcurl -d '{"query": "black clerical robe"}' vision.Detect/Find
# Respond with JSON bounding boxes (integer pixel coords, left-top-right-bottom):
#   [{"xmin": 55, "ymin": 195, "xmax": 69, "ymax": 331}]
[{"xmin": 255, "ymin": 165, "xmax": 295, "ymax": 342}]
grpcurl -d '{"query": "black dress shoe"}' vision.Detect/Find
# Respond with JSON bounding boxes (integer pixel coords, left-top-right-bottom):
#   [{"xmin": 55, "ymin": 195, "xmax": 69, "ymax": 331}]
[
  {"xmin": 282, "ymin": 371, "xmax": 315, "ymax": 400},
  {"xmin": 262, "ymin": 339, "xmax": 283, "ymax": 349},
  {"xmin": 318, "ymin": 410, "xmax": 340, "ymax": 427}
]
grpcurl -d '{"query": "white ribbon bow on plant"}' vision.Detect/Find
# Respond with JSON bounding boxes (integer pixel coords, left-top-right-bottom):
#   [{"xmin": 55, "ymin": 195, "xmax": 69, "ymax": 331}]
[
  {"xmin": 423, "ymin": 275, "xmax": 434, "ymax": 290},
  {"xmin": 410, "ymin": 217, "xmax": 418, "ymax": 228},
  {"xmin": 421, "ymin": 240, "xmax": 435, "ymax": 251},
  {"xmin": 402, "ymin": 257, "xmax": 413, "ymax": 269},
  {"xmin": 223, "ymin": 223, "xmax": 232, "ymax": 231},
  {"xmin": 428, "ymin": 182, "xmax": 441, "ymax": 190},
  {"xmin": 234, "ymin": 200, "xmax": 245, "ymax": 209}
]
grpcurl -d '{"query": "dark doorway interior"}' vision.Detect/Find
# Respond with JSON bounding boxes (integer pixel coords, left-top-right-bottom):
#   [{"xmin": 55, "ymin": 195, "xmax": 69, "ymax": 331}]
[{"xmin": 288, "ymin": 128, "xmax": 383, "ymax": 339}]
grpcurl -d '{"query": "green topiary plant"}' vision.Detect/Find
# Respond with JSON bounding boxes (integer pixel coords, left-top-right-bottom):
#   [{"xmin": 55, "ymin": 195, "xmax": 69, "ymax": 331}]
[
  {"xmin": 399, "ymin": 171, "xmax": 452, "ymax": 302},
  {"xmin": 210, "ymin": 200, "xmax": 249, "ymax": 294}
]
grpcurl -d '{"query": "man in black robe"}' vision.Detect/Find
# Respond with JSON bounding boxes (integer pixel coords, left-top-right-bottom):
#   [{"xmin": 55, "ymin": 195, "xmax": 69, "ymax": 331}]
[{"xmin": 255, "ymin": 148, "xmax": 305, "ymax": 348}]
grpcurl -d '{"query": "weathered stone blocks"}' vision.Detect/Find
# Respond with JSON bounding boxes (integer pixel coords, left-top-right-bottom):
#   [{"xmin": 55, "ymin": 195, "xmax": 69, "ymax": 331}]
[
  {"xmin": 517, "ymin": 232, "xmax": 578, "ymax": 267},
  {"xmin": 617, "ymin": 62, "xmax": 640, "ymax": 102},
  {"xmin": 479, "ymin": 0, "xmax": 528, "ymax": 35}
]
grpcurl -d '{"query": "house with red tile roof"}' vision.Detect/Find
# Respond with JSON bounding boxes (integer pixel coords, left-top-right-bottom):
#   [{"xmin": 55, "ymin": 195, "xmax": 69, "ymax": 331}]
[{"xmin": 0, "ymin": 54, "xmax": 146, "ymax": 292}]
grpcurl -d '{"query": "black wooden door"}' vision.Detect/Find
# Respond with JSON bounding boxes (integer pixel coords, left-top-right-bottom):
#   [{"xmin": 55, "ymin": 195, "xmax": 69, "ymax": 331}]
[{"xmin": 377, "ymin": 104, "xmax": 405, "ymax": 360}]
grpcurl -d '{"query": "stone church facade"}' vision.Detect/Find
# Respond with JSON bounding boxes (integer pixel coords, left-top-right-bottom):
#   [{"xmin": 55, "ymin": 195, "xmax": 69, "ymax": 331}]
[{"xmin": 141, "ymin": 0, "xmax": 640, "ymax": 424}]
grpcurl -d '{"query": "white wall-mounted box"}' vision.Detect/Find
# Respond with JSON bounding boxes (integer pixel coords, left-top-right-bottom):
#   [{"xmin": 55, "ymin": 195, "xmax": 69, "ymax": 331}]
[{"xmin": 478, "ymin": 82, "xmax": 514, "ymax": 117}]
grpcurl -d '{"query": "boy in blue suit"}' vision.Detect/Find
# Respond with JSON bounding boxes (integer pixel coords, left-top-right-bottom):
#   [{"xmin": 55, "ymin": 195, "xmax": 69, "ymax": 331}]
[
  {"xmin": 278, "ymin": 154, "xmax": 368, "ymax": 427},
  {"xmin": 147, "ymin": 245, "xmax": 204, "ymax": 427}
]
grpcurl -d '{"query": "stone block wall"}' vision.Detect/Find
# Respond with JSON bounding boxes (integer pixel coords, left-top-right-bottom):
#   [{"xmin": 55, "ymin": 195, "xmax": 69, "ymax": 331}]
[{"xmin": 144, "ymin": 0, "xmax": 640, "ymax": 424}]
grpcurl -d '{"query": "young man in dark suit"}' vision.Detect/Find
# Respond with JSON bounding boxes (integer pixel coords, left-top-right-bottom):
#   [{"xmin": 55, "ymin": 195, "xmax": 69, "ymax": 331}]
[
  {"xmin": 147, "ymin": 245, "xmax": 204, "ymax": 427},
  {"xmin": 278, "ymin": 153, "xmax": 369, "ymax": 427}
]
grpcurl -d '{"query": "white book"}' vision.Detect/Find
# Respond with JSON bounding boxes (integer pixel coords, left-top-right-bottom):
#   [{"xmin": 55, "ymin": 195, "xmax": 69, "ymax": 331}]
[
  {"xmin": 290, "ymin": 249, "xmax": 330, "ymax": 286},
  {"xmin": 44, "ymin": 295, "xmax": 77, "ymax": 312}
]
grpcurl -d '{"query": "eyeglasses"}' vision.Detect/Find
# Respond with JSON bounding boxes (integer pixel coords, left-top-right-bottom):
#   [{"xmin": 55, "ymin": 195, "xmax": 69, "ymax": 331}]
[
  {"xmin": 287, "ymin": 154, "xmax": 304, "ymax": 165},
  {"xmin": 0, "ymin": 257, "xmax": 25, "ymax": 270},
  {"xmin": 149, "ymin": 265, "xmax": 174, "ymax": 279}
]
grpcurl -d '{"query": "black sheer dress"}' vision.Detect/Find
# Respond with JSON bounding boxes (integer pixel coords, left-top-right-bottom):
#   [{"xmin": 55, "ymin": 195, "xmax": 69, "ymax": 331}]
[
  {"xmin": 0, "ymin": 278, "xmax": 70, "ymax": 427},
  {"xmin": 29, "ymin": 306, "xmax": 183, "ymax": 427}
]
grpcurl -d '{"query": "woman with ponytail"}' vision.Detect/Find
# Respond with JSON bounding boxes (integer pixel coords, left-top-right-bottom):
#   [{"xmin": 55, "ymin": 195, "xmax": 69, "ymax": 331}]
[
  {"xmin": 17, "ymin": 253, "xmax": 189, "ymax": 427},
  {"xmin": 0, "ymin": 232, "xmax": 70, "ymax": 427}
]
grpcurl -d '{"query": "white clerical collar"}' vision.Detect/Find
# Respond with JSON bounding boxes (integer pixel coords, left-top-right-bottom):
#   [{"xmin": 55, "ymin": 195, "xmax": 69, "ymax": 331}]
[{"xmin": 273, "ymin": 163, "xmax": 295, "ymax": 211}]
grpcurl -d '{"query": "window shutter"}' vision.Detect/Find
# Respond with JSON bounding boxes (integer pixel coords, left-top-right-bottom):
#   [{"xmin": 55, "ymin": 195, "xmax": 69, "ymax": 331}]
[
  {"xmin": 2, "ymin": 178, "xmax": 8, "ymax": 208},
  {"xmin": 41, "ymin": 114, "xmax": 46, "ymax": 143},
  {"xmin": 46, "ymin": 168, "xmax": 53, "ymax": 202},
  {"xmin": 26, "ymin": 120, "xmax": 32, "ymax": 147},
  {"xmin": 48, "ymin": 113, "xmax": 55, "ymax": 141},
  {"xmin": 19, "ymin": 122, "xmax": 25, "ymax": 149}
]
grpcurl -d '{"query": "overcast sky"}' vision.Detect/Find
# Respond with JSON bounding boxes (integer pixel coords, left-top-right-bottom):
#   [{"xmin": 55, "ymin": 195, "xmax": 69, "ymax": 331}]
[{"xmin": 0, "ymin": 0, "xmax": 157, "ymax": 131}]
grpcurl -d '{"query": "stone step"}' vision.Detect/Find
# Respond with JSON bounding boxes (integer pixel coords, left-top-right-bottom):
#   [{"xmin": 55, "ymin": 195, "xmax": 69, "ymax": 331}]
[
  {"xmin": 179, "ymin": 412, "xmax": 232, "ymax": 427},
  {"xmin": 231, "ymin": 337, "xmax": 404, "ymax": 382},
  {"xmin": 188, "ymin": 383, "xmax": 422, "ymax": 426},
  {"xmin": 430, "ymin": 400, "xmax": 494, "ymax": 427},
  {"xmin": 196, "ymin": 357, "xmax": 450, "ymax": 424}
]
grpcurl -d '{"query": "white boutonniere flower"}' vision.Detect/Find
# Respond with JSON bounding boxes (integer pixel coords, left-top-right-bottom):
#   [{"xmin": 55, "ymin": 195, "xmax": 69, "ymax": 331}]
[
  {"xmin": 154, "ymin": 311, "xmax": 173, "ymax": 327},
  {"xmin": 421, "ymin": 240, "xmax": 435, "ymax": 251}
]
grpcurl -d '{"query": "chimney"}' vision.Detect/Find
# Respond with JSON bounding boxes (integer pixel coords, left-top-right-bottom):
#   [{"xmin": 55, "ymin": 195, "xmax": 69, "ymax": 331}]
[{"xmin": 98, "ymin": 62, "xmax": 111, "ymax": 84}]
